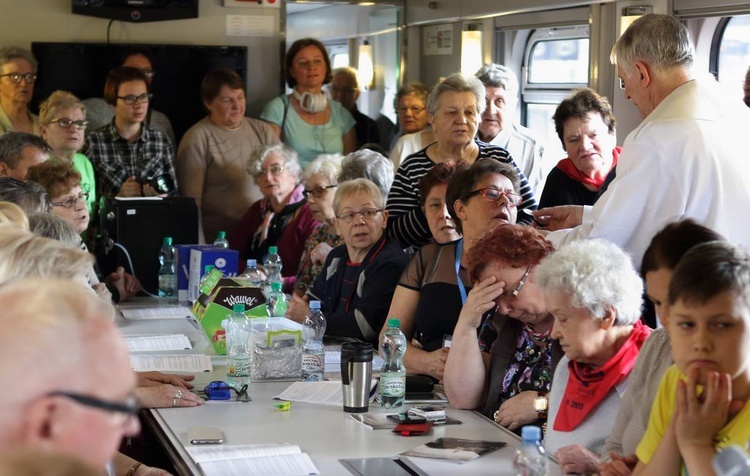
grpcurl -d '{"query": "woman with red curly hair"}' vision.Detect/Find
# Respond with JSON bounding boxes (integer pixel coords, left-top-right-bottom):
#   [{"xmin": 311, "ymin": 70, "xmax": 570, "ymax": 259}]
[{"xmin": 444, "ymin": 224, "xmax": 562, "ymax": 434}]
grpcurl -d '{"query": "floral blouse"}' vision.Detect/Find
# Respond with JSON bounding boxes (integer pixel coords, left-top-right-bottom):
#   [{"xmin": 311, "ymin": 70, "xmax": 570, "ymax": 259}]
[
  {"xmin": 294, "ymin": 224, "xmax": 344, "ymax": 294},
  {"xmin": 498, "ymin": 325, "xmax": 552, "ymax": 403}
]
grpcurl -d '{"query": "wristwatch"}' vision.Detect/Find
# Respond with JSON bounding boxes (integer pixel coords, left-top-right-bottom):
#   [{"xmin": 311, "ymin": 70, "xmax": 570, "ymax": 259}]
[{"xmin": 533, "ymin": 392, "xmax": 548, "ymax": 419}]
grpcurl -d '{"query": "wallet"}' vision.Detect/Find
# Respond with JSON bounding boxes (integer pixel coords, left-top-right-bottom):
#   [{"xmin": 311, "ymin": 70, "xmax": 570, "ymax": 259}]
[{"xmin": 392, "ymin": 421, "xmax": 434, "ymax": 436}]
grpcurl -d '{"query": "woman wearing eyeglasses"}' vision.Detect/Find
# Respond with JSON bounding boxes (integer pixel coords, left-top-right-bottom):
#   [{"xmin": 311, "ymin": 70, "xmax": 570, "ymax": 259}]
[
  {"xmin": 381, "ymin": 159, "xmax": 522, "ymax": 381},
  {"xmin": 0, "ymin": 47, "xmax": 39, "ymax": 136},
  {"xmin": 39, "ymin": 91, "xmax": 97, "ymax": 214},
  {"xmin": 229, "ymin": 143, "xmax": 319, "ymax": 291},
  {"xmin": 293, "ymin": 153, "xmax": 345, "ymax": 297},
  {"xmin": 288, "ymin": 178, "xmax": 409, "ymax": 347}
]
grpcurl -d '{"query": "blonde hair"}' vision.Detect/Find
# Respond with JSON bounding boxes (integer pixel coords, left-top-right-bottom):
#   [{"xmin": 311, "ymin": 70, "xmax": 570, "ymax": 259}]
[
  {"xmin": 39, "ymin": 90, "xmax": 86, "ymax": 124},
  {"xmin": 333, "ymin": 178, "xmax": 385, "ymax": 213},
  {"xmin": 0, "ymin": 202, "xmax": 29, "ymax": 230}
]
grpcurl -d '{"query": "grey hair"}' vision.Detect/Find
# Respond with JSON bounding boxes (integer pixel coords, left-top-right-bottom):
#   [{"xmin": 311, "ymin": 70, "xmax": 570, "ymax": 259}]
[
  {"xmin": 0, "ymin": 132, "xmax": 51, "ymax": 169},
  {"xmin": 245, "ymin": 143, "xmax": 302, "ymax": 180},
  {"xmin": 474, "ymin": 63, "xmax": 519, "ymax": 96},
  {"xmin": 332, "ymin": 67, "xmax": 359, "ymax": 90},
  {"xmin": 426, "ymin": 73, "xmax": 486, "ymax": 117},
  {"xmin": 0, "ymin": 177, "xmax": 49, "ymax": 213},
  {"xmin": 611, "ymin": 13, "xmax": 694, "ymax": 76},
  {"xmin": 333, "ymin": 178, "xmax": 385, "ymax": 214},
  {"xmin": 338, "ymin": 149, "xmax": 394, "ymax": 198},
  {"xmin": 0, "ymin": 46, "xmax": 38, "ymax": 71},
  {"xmin": 303, "ymin": 153, "xmax": 343, "ymax": 185},
  {"xmin": 393, "ymin": 81, "xmax": 430, "ymax": 111},
  {"xmin": 535, "ymin": 239, "xmax": 643, "ymax": 326},
  {"xmin": 28, "ymin": 213, "xmax": 82, "ymax": 248}
]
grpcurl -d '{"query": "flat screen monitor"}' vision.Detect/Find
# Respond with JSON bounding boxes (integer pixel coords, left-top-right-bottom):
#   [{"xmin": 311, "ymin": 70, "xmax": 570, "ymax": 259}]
[{"xmin": 30, "ymin": 42, "xmax": 248, "ymax": 144}]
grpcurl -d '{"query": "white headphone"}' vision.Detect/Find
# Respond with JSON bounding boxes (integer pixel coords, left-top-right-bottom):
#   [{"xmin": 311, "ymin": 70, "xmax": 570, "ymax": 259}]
[{"xmin": 292, "ymin": 89, "xmax": 327, "ymax": 113}]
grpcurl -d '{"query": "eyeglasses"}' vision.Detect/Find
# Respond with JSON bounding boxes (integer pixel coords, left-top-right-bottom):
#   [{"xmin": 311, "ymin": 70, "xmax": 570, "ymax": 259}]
[
  {"xmin": 47, "ymin": 391, "xmax": 139, "ymax": 428},
  {"xmin": 117, "ymin": 93, "xmax": 153, "ymax": 105},
  {"xmin": 50, "ymin": 192, "xmax": 88, "ymax": 209},
  {"xmin": 397, "ymin": 106, "xmax": 426, "ymax": 115},
  {"xmin": 463, "ymin": 187, "xmax": 521, "ymax": 206},
  {"xmin": 255, "ymin": 165, "xmax": 285, "ymax": 177},
  {"xmin": 0, "ymin": 72, "xmax": 37, "ymax": 83},
  {"xmin": 336, "ymin": 207, "xmax": 383, "ymax": 223},
  {"xmin": 303, "ymin": 184, "xmax": 337, "ymax": 199},
  {"xmin": 498, "ymin": 266, "xmax": 532, "ymax": 300},
  {"xmin": 618, "ymin": 78, "xmax": 625, "ymax": 90},
  {"xmin": 48, "ymin": 118, "xmax": 89, "ymax": 130}
]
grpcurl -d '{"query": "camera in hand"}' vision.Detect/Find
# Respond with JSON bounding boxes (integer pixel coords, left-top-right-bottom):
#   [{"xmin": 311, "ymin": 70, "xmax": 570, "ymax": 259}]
[{"xmin": 141, "ymin": 174, "xmax": 175, "ymax": 195}]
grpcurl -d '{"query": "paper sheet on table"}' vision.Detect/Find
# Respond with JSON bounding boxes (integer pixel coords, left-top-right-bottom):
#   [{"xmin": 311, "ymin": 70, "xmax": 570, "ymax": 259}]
[
  {"xmin": 129, "ymin": 354, "xmax": 212, "ymax": 372},
  {"xmin": 188, "ymin": 444, "xmax": 303, "ymax": 463},
  {"xmin": 274, "ymin": 380, "xmax": 377, "ymax": 406},
  {"xmin": 121, "ymin": 305, "xmax": 192, "ymax": 320},
  {"xmin": 125, "ymin": 334, "xmax": 192, "ymax": 352},
  {"xmin": 199, "ymin": 453, "xmax": 319, "ymax": 476}
]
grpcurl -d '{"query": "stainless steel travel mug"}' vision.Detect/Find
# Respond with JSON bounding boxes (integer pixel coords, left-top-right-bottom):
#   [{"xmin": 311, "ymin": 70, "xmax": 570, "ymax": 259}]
[{"xmin": 340, "ymin": 342, "xmax": 373, "ymax": 413}]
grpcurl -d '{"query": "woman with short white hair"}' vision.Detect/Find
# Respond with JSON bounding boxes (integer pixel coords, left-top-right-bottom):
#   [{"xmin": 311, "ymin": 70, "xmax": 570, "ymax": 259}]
[
  {"xmin": 338, "ymin": 148, "xmax": 394, "ymax": 199},
  {"xmin": 535, "ymin": 239, "xmax": 650, "ymax": 475}
]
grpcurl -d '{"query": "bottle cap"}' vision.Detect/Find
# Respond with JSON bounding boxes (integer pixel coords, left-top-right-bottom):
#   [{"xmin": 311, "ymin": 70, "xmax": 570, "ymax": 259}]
[
  {"xmin": 162, "ymin": 236, "xmax": 173, "ymax": 245},
  {"xmin": 232, "ymin": 303, "xmax": 245, "ymax": 313},
  {"xmin": 270, "ymin": 281, "xmax": 282, "ymax": 291},
  {"xmin": 204, "ymin": 264, "xmax": 215, "ymax": 273},
  {"xmin": 217, "ymin": 231, "xmax": 226, "ymax": 239},
  {"xmin": 247, "ymin": 259, "xmax": 257, "ymax": 267},
  {"xmin": 521, "ymin": 425, "xmax": 541, "ymax": 442},
  {"xmin": 309, "ymin": 300, "xmax": 321, "ymax": 310},
  {"xmin": 268, "ymin": 246, "xmax": 278, "ymax": 254},
  {"xmin": 387, "ymin": 318, "xmax": 400, "ymax": 328}
]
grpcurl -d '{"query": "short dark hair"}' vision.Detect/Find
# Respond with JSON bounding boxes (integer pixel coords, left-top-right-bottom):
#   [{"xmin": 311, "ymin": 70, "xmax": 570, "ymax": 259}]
[
  {"xmin": 446, "ymin": 159, "xmax": 520, "ymax": 234},
  {"xmin": 668, "ymin": 241, "xmax": 750, "ymax": 307},
  {"xmin": 120, "ymin": 46, "xmax": 157, "ymax": 70},
  {"xmin": 103, "ymin": 66, "xmax": 149, "ymax": 106},
  {"xmin": 0, "ymin": 177, "xmax": 49, "ymax": 213},
  {"xmin": 553, "ymin": 88, "xmax": 616, "ymax": 145},
  {"xmin": 641, "ymin": 219, "xmax": 724, "ymax": 276},
  {"xmin": 25, "ymin": 161, "xmax": 82, "ymax": 200},
  {"xmin": 418, "ymin": 160, "xmax": 466, "ymax": 207},
  {"xmin": 0, "ymin": 132, "xmax": 51, "ymax": 169},
  {"xmin": 284, "ymin": 38, "xmax": 333, "ymax": 89},
  {"xmin": 393, "ymin": 81, "xmax": 430, "ymax": 111},
  {"xmin": 201, "ymin": 68, "xmax": 245, "ymax": 106}
]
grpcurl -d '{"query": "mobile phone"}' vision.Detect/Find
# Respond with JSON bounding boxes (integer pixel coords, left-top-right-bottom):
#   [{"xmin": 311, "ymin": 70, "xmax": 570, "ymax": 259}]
[
  {"xmin": 188, "ymin": 426, "xmax": 224, "ymax": 445},
  {"xmin": 387, "ymin": 413, "xmax": 427, "ymax": 424},
  {"xmin": 408, "ymin": 405, "xmax": 447, "ymax": 422}
]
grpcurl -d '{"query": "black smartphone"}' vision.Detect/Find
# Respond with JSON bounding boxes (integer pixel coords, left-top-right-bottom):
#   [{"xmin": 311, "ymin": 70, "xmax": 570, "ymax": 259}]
[{"xmin": 387, "ymin": 413, "xmax": 427, "ymax": 424}]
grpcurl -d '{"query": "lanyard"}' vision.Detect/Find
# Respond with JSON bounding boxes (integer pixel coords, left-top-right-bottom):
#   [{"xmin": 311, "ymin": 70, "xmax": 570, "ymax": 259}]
[{"xmin": 454, "ymin": 238, "xmax": 467, "ymax": 305}]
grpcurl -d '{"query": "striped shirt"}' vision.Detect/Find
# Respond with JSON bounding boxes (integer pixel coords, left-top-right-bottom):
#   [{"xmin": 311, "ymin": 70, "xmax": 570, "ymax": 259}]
[{"xmin": 386, "ymin": 140, "xmax": 537, "ymax": 249}]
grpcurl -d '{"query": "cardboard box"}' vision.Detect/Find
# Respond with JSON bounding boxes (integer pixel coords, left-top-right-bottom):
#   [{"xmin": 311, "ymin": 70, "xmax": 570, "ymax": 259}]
[
  {"xmin": 176, "ymin": 244, "xmax": 212, "ymax": 302},
  {"xmin": 188, "ymin": 248, "xmax": 239, "ymax": 302}
]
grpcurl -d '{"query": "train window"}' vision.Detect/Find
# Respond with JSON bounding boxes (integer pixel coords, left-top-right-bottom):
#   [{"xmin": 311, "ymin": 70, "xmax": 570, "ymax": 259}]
[
  {"xmin": 528, "ymin": 38, "xmax": 589, "ymax": 84},
  {"xmin": 716, "ymin": 15, "xmax": 750, "ymax": 100}
]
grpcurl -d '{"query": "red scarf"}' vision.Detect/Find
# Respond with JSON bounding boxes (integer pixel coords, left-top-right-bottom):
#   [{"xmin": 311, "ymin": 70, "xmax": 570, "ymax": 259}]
[
  {"xmin": 555, "ymin": 146, "xmax": 621, "ymax": 191},
  {"xmin": 554, "ymin": 320, "xmax": 650, "ymax": 431}
]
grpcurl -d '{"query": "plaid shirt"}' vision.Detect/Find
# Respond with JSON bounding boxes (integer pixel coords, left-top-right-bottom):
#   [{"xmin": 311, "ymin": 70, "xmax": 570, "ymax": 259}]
[{"xmin": 84, "ymin": 122, "xmax": 178, "ymax": 198}]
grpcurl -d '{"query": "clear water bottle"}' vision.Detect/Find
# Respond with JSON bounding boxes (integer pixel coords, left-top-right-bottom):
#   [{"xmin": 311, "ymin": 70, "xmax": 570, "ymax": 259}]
[
  {"xmin": 265, "ymin": 281, "xmax": 288, "ymax": 318},
  {"xmin": 223, "ymin": 304, "xmax": 252, "ymax": 389},
  {"xmin": 199, "ymin": 264, "xmax": 215, "ymax": 288},
  {"xmin": 240, "ymin": 259, "xmax": 264, "ymax": 288},
  {"xmin": 213, "ymin": 230, "xmax": 229, "ymax": 249},
  {"xmin": 514, "ymin": 426, "xmax": 548, "ymax": 476},
  {"xmin": 302, "ymin": 300, "xmax": 326, "ymax": 382},
  {"xmin": 263, "ymin": 246, "xmax": 283, "ymax": 295},
  {"xmin": 158, "ymin": 236, "xmax": 176, "ymax": 297},
  {"xmin": 380, "ymin": 318, "xmax": 406, "ymax": 408}
]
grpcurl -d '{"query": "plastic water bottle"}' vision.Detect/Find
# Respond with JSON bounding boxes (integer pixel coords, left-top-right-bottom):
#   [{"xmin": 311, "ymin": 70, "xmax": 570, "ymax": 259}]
[
  {"xmin": 158, "ymin": 237, "xmax": 176, "ymax": 297},
  {"xmin": 263, "ymin": 246, "xmax": 283, "ymax": 295},
  {"xmin": 223, "ymin": 304, "xmax": 252, "ymax": 389},
  {"xmin": 213, "ymin": 231, "xmax": 229, "ymax": 249},
  {"xmin": 199, "ymin": 264, "xmax": 215, "ymax": 288},
  {"xmin": 514, "ymin": 426, "xmax": 548, "ymax": 476},
  {"xmin": 240, "ymin": 259, "xmax": 264, "ymax": 288},
  {"xmin": 302, "ymin": 300, "xmax": 326, "ymax": 382},
  {"xmin": 265, "ymin": 281, "xmax": 288, "ymax": 318},
  {"xmin": 380, "ymin": 318, "xmax": 406, "ymax": 408}
]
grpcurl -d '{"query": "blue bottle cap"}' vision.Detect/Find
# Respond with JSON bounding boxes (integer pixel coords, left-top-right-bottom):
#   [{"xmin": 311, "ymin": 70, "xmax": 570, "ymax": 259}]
[
  {"xmin": 521, "ymin": 425, "xmax": 541, "ymax": 442},
  {"xmin": 247, "ymin": 259, "xmax": 257, "ymax": 267},
  {"xmin": 309, "ymin": 300, "xmax": 321, "ymax": 310}
]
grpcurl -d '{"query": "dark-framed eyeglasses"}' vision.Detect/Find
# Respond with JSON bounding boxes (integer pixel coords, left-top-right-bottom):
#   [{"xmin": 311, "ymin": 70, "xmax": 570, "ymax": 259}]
[
  {"xmin": 618, "ymin": 77, "xmax": 626, "ymax": 90},
  {"xmin": 50, "ymin": 192, "xmax": 89, "ymax": 209},
  {"xmin": 499, "ymin": 266, "xmax": 532, "ymax": 300},
  {"xmin": 117, "ymin": 93, "xmax": 153, "ymax": 105},
  {"xmin": 397, "ymin": 106, "xmax": 426, "ymax": 115},
  {"xmin": 463, "ymin": 187, "xmax": 521, "ymax": 207},
  {"xmin": 336, "ymin": 207, "xmax": 383, "ymax": 223},
  {"xmin": 0, "ymin": 72, "xmax": 37, "ymax": 83},
  {"xmin": 48, "ymin": 118, "xmax": 89, "ymax": 130},
  {"xmin": 47, "ymin": 391, "xmax": 139, "ymax": 427},
  {"xmin": 256, "ymin": 165, "xmax": 285, "ymax": 177},
  {"xmin": 303, "ymin": 184, "xmax": 337, "ymax": 199}
]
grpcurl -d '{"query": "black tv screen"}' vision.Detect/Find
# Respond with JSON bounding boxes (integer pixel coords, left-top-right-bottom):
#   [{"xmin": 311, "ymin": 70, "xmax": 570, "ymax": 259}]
[{"xmin": 30, "ymin": 42, "xmax": 248, "ymax": 144}]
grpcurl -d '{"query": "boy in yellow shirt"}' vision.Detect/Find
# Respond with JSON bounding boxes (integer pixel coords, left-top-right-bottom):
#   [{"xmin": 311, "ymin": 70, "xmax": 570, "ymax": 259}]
[{"xmin": 634, "ymin": 241, "xmax": 750, "ymax": 475}]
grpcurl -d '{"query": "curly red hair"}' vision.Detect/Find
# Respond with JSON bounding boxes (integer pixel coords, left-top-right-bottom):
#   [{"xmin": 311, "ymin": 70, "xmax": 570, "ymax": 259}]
[{"xmin": 466, "ymin": 224, "xmax": 555, "ymax": 282}]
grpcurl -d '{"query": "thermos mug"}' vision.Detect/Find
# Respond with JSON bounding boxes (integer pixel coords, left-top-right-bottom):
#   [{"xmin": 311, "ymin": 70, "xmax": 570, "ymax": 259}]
[{"xmin": 340, "ymin": 342, "xmax": 373, "ymax": 413}]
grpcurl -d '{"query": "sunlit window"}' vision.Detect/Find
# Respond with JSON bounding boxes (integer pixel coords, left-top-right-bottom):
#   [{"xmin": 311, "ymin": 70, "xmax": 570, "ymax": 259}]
[
  {"xmin": 717, "ymin": 15, "xmax": 750, "ymax": 102},
  {"xmin": 528, "ymin": 38, "xmax": 589, "ymax": 84},
  {"xmin": 331, "ymin": 53, "xmax": 350, "ymax": 69}
]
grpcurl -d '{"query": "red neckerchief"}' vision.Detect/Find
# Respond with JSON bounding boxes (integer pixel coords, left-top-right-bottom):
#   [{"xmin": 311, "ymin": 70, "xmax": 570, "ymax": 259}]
[
  {"xmin": 555, "ymin": 146, "xmax": 621, "ymax": 191},
  {"xmin": 553, "ymin": 320, "xmax": 650, "ymax": 431}
]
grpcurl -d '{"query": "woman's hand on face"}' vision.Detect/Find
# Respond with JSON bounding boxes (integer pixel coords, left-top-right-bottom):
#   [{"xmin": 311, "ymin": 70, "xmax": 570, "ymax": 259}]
[
  {"xmin": 456, "ymin": 276, "xmax": 504, "ymax": 330},
  {"xmin": 554, "ymin": 444, "xmax": 601, "ymax": 475},
  {"xmin": 492, "ymin": 390, "xmax": 539, "ymax": 431},
  {"xmin": 133, "ymin": 383, "xmax": 204, "ymax": 409},
  {"xmin": 311, "ymin": 242, "xmax": 333, "ymax": 266},
  {"xmin": 597, "ymin": 453, "xmax": 638, "ymax": 476},
  {"xmin": 424, "ymin": 347, "xmax": 450, "ymax": 381}
]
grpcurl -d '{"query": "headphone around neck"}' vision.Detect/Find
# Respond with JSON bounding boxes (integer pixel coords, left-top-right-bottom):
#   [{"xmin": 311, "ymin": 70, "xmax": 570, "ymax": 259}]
[{"xmin": 292, "ymin": 89, "xmax": 327, "ymax": 114}]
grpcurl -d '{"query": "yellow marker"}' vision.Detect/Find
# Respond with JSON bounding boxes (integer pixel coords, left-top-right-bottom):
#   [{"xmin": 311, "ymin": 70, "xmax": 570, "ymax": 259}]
[{"xmin": 274, "ymin": 401, "xmax": 291, "ymax": 411}]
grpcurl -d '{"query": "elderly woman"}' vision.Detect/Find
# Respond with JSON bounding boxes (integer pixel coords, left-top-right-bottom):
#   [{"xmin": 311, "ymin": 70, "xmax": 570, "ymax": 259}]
[
  {"xmin": 535, "ymin": 239, "xmax": 651, "ymax": 475},
  {"xmin": 229, "ymin": 143, "xmax": 318, "ymax": 290},
  {"xmin": 339, "ymin": 148, "xmax": 394, "ymax": 199},
  {"xmin": 444, "ymin": 224, "xmax": 561, "ymax": 432},
  {"xmin": 538, "ymin": 88, "xmax": 619, "ymax": 208},
  {"xmin": 382, "ymin": 159, "xmax": 521, "ymax": 380},
  {"xmin": 39, "ymin": 90, "xmax": 97, "ymax": 213},
  {"xmin": 418, "ymin": 160, "xmax": 462, "ymax": 244},
  {"xmin": 177, "ymin": 68, "xmax": 279, "ymax": 243},
  {"xmin": 288, "ymin": 179, "xmax": 409, "ymax": 346},
  {"xmin": 261, "ymin": 38, "xmax": 356, "ymax": 168},
  {"xmin": 386, "ymin": 73, "xmax": 535, "ymax": 250},
  {"xmin": 293, "ymin": 153, "xmax": 345, "ymax": 297},
  {"xmin": 389, "ymin": 81, "xmax": 434, "ymax": 169},
  {"xmin": 0, "ymin": 47, "xmax": 39, "ymax": 135}
]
